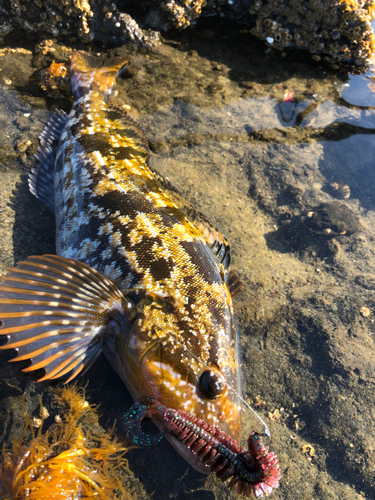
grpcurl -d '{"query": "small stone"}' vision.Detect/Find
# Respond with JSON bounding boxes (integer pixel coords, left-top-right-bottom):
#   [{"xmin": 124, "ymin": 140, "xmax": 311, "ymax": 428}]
[
  {"xmin": 360, "ymin": 306, "xmax": 371, "ymax": 318},
  {"xmin": 16, "ymin": 139, "xmax": 32, "ymax": 153},
  {"xmin": 329, "ymin": 182, "xmax": 350, "ymax": 199},
  {"xmin": 327, "ymin": 238, "xmax": 340, "ymax": 256},
  {"xmin": 206, "ymin": 83, "xmax": 224, "ymax": 94},
  {"xmin": 240, "ymin": 81, "xmax": 254, "ymax": 89}
]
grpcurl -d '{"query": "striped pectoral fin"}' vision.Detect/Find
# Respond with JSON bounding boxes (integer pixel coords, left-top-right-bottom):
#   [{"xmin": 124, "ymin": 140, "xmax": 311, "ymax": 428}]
[
  {"xmin": 0, "ymin": 255, "xmax": 133, "ymax": 383},
  {"xmin": 227, "ymin": 269, "xmax": 243, "ymax": 299}
]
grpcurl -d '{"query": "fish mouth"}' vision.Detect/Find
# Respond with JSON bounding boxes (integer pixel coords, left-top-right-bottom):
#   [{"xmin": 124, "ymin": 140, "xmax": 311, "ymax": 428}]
[{"xmin": 122, "ymin": 397, "xmax": 280, "ymax": 498}]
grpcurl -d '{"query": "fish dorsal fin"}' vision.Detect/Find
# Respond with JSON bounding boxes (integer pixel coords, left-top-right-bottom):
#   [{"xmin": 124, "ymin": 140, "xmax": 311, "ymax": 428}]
[
  {"xmin": 148, "ymin": 158, "xmax": 231, "ymax": 275},
  {"xmin": 0, "ymin": 255, "xmax": 132, "ymax": 383},
  {"xmin": 30, "ymin": 112, "xmax": 68, "ymax": 213}
]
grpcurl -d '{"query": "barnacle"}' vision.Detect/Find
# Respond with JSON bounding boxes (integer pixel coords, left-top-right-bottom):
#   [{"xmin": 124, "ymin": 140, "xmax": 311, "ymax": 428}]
[
  {"xmin": 329, "ymin": 182, "xmax": 351, "ymax": 199},
  {"xmin": 0, "ymin": 384, "xmax": 132, "ymax": 500},
  {"xmin": 243, "ymin": 0, "xmax": 375, "ymax": 72},
  {"xmin": 159, "ymin": 0, "xmax": 207, "ymax": 29},
  {"xmin": 0, "ymin": 0, "xmax": 159, "ymax": 46}
]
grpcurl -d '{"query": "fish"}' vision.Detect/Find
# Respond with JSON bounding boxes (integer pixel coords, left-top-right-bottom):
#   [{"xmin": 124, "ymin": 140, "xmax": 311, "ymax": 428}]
[{"xmin": 0, "ymin": 51, "xmax": 279, "ymax": 496}]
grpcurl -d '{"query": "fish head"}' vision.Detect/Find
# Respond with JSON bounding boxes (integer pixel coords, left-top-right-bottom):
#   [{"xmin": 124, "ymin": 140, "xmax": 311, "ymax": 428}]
[{"xmin": 121, "ymin": 288, "xmax": 242, "ymax": 472}]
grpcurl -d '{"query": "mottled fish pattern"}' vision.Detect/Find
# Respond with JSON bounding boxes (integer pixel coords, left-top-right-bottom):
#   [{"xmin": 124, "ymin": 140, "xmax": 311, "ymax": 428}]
[{"xmin": 0, "ymin": 52, "xmax": 242, "ymax": 448}]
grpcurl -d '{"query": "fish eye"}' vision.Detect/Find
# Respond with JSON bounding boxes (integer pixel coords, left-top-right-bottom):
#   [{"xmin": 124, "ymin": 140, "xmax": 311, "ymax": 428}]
[{"xmin": 198, "ymin": 369, "xmax": 225, "ymax": 400}]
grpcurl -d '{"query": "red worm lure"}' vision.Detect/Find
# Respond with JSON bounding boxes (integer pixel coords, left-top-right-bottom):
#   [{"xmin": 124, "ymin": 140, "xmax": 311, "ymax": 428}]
[{"xmin": 123, "ymin": 398, "xmax": 280, "ymax": 498}]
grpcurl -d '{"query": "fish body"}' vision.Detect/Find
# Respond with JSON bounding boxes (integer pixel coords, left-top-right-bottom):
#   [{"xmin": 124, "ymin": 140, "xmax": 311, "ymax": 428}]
[{"xmin": 0, "ymin": 52, "xmax": 242, "ymax": 472}]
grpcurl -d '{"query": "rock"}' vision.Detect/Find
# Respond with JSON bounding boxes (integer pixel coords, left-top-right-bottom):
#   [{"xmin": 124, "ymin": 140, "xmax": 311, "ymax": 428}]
[
  {"xmin": 303, "ymin": 202, "xmax": 362, "ymax": 236},
  {"xmin": 1, "ymin": 1, "xmax": 375, "ymax": 71},
  {"xmin": 329, "ymin": 182, "xmax": 350, "ymax": 199}
]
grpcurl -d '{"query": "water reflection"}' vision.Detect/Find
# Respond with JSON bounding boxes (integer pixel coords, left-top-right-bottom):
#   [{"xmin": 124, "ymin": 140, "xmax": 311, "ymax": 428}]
[
  {"xmin": 340, "ymin": 20, "xmax": 375, "ymax": 108},
  {"xmin": 341, "ymin": 68, "xmax": 375, "ymax": 107},
  {"xmin": 141, "ymin": 97, "xmax": 375, "ymax": 148}
]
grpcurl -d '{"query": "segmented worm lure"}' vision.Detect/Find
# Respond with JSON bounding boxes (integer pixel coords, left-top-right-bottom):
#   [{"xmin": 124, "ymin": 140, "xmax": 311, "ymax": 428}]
[{"xmin": 123, "ymin": 398, "xmax": 280, "ymax": 498}]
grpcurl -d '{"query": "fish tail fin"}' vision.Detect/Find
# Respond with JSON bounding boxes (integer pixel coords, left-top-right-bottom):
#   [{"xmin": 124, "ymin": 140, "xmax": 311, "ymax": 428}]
[
  {"xmin": 0, "ymin": 255, "xmax": 133, "ymax": 383},
  {"xmin": 70, "ymin": 50, "xmax": 130, "ymax": 99}
]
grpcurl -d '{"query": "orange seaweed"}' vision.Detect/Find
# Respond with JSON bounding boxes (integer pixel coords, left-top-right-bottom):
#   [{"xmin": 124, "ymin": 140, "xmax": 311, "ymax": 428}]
[{"xmin": 0, "ymin": 385, "xmax": 133, "ymax": 500}]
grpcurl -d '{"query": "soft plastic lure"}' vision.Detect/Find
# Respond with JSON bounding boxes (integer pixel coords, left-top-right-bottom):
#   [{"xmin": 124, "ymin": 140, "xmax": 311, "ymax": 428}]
[{"xmin": 123, "ymin": 397, "xmax": 280, "ymax": 498}]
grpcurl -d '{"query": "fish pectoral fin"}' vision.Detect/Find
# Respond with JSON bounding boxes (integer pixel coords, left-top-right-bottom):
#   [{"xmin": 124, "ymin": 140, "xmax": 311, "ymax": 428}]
[
  {"xmin": 227, "ymin": 269, "xmax": 243, "ymax": 299},
  {"xmin": 0, "ymin": 254, "xmax": 133, "ymax": 383}
]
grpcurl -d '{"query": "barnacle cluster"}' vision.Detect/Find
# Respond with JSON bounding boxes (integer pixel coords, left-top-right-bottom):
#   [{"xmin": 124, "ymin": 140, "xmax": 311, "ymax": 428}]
[
  {"xmin": 158, "ymin": 0, "xmax": 207, "ymax": 29},
  {"xmin": 0, "ymin": 0, "xmax": 159, "ymax": 45},
  {"xmin": 135, "ymin": 0, "xmax": 375, "ymax": 70},
  {"xmin": 0, "ymin": 384, "xmax": 132, "ymax": 500},
  {"xmin": 1, "ymin": 0, "xmax": 375, "ymax": 71},
  {"xmin": 248, "ymin": 0, "xmax": 375, "ymax": 72},
  {"xmin": 142, "ymin": 0, "xmax": 375, "ymax": 70}
]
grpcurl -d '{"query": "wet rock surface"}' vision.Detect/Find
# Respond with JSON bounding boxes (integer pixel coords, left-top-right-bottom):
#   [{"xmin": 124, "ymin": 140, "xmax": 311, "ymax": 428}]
[
  {"xmin": 303, "ymin": 202, "xmax": 362, "ymax": 235},
  {"xmin": 1, "ymin": 17, "xmax": 375, "ymax": 500},
  {"xmin": 1, "ymin": 1, "xmax": 375, "ymax": 71}
]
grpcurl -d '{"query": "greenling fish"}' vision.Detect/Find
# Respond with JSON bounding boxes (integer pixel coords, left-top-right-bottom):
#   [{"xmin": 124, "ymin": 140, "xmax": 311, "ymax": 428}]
[{"xmin": 0, "ymin": 52, "xmax": 280, "ymax": 496}]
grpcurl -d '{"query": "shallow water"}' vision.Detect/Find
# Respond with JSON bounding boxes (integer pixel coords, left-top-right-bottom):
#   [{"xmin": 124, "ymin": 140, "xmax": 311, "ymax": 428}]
[{"xmin": 0, "ymin": 18, "xmax": 375, "ymax": 500}]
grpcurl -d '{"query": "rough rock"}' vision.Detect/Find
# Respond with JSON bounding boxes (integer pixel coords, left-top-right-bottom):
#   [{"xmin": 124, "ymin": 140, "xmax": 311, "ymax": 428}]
[{"xmin": 1, "ymin": 1, "xmax": 375, "ymax": 72}]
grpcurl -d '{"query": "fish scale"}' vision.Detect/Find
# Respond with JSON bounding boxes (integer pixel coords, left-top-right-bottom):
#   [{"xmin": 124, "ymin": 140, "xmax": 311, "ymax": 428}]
[
  {"xmin": 0, "ymin": 50, "xmax": 243, "ymax": 475},
  {"xmin": 55, "ymin": 57, "xmax": 233, "ymax": 371}
]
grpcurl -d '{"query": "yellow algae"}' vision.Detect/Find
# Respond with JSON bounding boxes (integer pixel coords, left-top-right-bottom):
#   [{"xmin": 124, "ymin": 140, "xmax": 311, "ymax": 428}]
[{"xmin": 0, "ymin": 384, "xmax": 133, "ymax": 500}]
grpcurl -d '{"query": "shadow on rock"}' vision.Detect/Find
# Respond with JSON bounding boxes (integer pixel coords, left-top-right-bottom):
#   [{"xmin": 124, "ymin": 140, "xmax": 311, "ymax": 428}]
[
  {"xmin": 84, "ymin": 355, "xmax": 216, "ymax": 500},
  {"xmin": 319, "ymin": 134, "xmax": 375, "ymax": 211},
  {"xmin": 9, "ymin": 174, "xmax": 55, "ymax": 263},
  {"xmin": 264, "ymin": 218, "xmax": 342, "ymax": 261}
]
